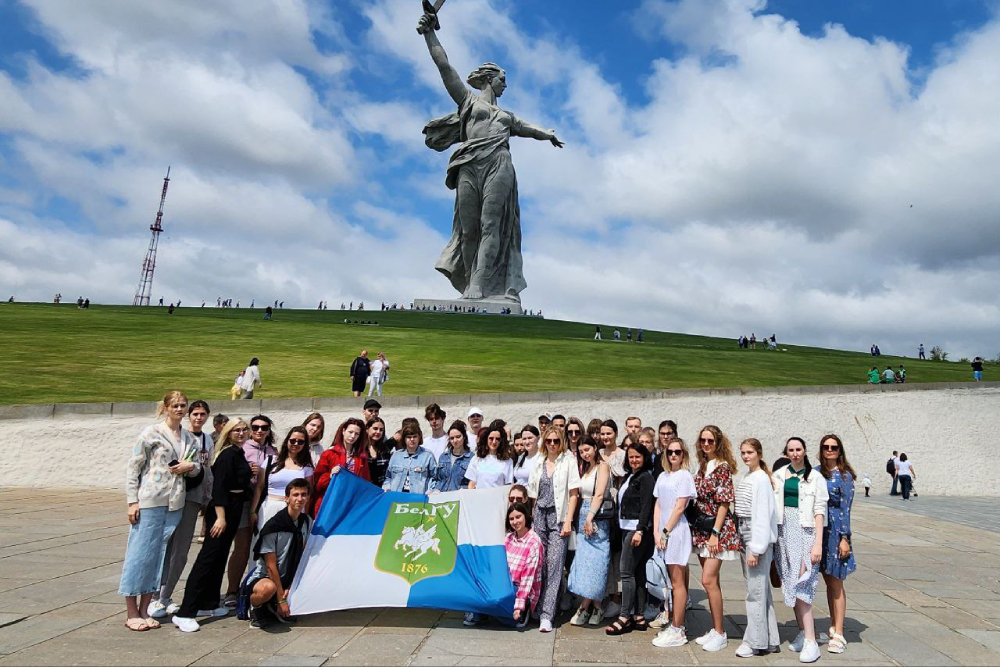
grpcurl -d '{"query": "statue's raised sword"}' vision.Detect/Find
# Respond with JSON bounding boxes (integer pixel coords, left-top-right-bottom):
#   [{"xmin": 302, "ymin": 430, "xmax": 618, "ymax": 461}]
[{"xmin": 416, "ymin": 0, "xmax": 447, "ymax": 34}]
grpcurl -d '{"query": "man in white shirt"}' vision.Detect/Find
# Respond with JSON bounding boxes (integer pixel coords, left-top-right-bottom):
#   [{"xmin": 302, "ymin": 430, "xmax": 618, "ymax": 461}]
[
  {"xmin": 423, "ymin": 403, "xmax": 450, "ymax": 460},
  {"xmin": 467, "ymin": 407, "xmax": 484, "ymax": 446}
]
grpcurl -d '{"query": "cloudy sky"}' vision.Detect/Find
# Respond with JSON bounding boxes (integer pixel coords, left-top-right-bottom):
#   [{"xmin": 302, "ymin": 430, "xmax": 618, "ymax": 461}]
[{"xmin": 1, "ymin": 0, "xmax": 998, "ymax": 358}]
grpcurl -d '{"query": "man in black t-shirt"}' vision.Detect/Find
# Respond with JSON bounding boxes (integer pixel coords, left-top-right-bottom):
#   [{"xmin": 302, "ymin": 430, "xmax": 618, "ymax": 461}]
[{"xmin": 350, "ymin": 350, "xmax": 371, "ymax": 397}]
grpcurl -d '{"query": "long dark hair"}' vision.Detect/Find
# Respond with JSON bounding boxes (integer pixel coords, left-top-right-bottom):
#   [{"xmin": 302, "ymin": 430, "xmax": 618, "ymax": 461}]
[
  {"xmin": 273, "ymin": 426, "xmax": 313, "ymax": 473},
  {"xmin": 624, "ymin": 442, "xmax": 653, "ymax": 479},
  {"xmin": 785, "ymin": 436, "xmax": 813, "ymax": 482},
  {"xmin": 818, "ymin": 434, "xmax": 857, "ymax": 481},
  {"xmin": 576, "ymin": 436, "xmax": 602, "ymax": 477},
  {"xmin": 333, "ymin": 417, "xmax": 368, "ymax": 458},
  {"xmin": 477, "ymin": 427, "xmax": 511, "ymax": 460},
  {"xmin": 447, "ymin": 419, "xmax": 469, "ymax": 453},
  {"xmin": 506, "ymin": 501, "xmax": 533, "ymax": 532},
  {"xmin": 249, "ymin": 414, "xmax": 275, "ymax": 448}
]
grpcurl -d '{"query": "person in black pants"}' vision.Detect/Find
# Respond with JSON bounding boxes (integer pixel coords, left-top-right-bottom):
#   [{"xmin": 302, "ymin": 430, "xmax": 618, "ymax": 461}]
[
  {"xmin": 172, "ymin": 420, "xmax": 252, "ymax": 632},
  {"xmin": 606, "ymin": 443, "xmax": 656, "ymax": 635}
]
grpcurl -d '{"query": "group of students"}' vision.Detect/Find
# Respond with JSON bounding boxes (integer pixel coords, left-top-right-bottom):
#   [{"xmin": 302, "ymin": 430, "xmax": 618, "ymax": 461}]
[{"xmin": 119, "ymin": 395, "xmax": 857, "ymax": 662}]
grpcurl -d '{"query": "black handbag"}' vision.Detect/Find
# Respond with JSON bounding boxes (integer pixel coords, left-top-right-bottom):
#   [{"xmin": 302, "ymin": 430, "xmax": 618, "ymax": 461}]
[
  {"xmin": 684, "ymin": 501, "xmax": 717, "ymax": 534},
  {"xmin": 592, "ymin": 472, "xmax": 616, "ymax": 522}
]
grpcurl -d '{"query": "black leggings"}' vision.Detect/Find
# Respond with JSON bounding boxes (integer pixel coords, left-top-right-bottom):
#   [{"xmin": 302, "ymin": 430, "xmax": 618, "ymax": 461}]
[
  {"xmin": 178, "ymin": 502, "xmax": 242, "ymax": 617},
  {"xmin": 620, "ymin": 529, "xmax": 654, "ymax": 616}
]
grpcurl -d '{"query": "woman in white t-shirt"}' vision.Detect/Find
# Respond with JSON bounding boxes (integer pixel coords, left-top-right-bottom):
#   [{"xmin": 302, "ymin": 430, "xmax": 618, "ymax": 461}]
[
  {"xmin": 250, "ymin": 427, "xmax": 315, "ymax": 532},
  {"xmin": 513, "ymin": 425, "xmax": 542, "ymax": 486},
  {"xmin": 465, "ymin": 427, "xmax": 514, "ymax": 489},
  {"xmin": 895, "ymin": 453, "xmax": 916, "ymax": 500},
  {"xmin": 367, "ymin": 352, "xmax": 390, "ymax": 397}
]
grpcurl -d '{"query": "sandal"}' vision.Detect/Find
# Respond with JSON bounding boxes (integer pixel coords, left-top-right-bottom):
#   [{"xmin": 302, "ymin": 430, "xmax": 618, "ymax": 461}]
[
  {"xmin": 125, "ymin": 618, "xmax": 149, "ymax": 632},
  {"xmin": 605, "ymin": 616, "xmax": 634, "ymax": 636},
  {"xmin": 828, "ymin": 632, "xmax": 847, "ymax": 654},
  {"xmin": 223, "ymin": 592, "xmax": 238, "ymax": 608},
  {"xmin": 633, "ymin": 615, "xmax": 648, "ymax": 631},
  {"xmin": 143, "ymin": 618, "xmax": 161, "ymax": 629}
]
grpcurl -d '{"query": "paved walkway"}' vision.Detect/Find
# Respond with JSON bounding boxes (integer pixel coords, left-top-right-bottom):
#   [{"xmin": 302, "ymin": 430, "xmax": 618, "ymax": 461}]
[{"xmin": 1, "ymin": 489, "xmax": 999, "ymax": 665}]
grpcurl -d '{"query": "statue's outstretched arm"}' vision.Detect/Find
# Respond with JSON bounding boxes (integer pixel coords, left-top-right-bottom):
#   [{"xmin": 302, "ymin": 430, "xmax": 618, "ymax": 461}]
[
  {"xmin": 511, "ymin": 117, "xmax": 565, "ymax": 148},
  {"xmin": 419, "ymin": 14, "xmax": 467, "ymax": 106}
]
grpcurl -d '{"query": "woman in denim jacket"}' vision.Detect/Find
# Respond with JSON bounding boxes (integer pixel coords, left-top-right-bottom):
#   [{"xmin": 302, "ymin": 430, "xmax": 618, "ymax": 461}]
[
  {"xmin": 383, "ymin": 423, "xmax": 439, "ymax": 494},
  {"xmin": 436, "ymin": 420, "xmax": 474, "ymax": 492}
]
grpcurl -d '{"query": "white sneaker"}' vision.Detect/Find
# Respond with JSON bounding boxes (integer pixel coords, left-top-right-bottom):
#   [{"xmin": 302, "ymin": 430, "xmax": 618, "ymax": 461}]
[
  {"xmin": 649, "ymin": 610, "xmax": 671, "ymax": 629},
  {"xmin": 171, "ymin": 616, "xmax": 200, "ymax": 633},
  {"xmin": 735, "ymin": 642, "xmax": 756, "ymax": 658},
  {"xmin": 588, "ymin": 608, "xmax": 604, "ymax": 626},
  {"xmin": 539, "ymin": 618, "xmax": 553, "ymax": 633},
  {"xmin": 462, "ymin": 612, "xmax": 479, "ymax": 627},
  {"xmin": 196, "ymin": 607, "xmax": 229, "ymax": 617},
  {"xmin": 570, "ymin": 608, "xmax": 591, "ymax": 626},
  {"xmin": 789, "ymin": 630, "xmax": 806, "ymax": 653},
  {"xmin": 147, "ymin": 599, "xmax": 168, "ymax": 619},
  {"xmin": 702, "ymin": 631, "xmax": 728, "ymax": 652},
  {"xmin": 603, "ymin": 600, "xmax": 621, "ymax": 618},
  {"xmin": 165, "ymin": 602, "xmax": 180, "ymax": 615},
  {"xmin": 799, "ymin": 638, "xmax": 821, "ymax": 663},
  {"xmin": 696, "ymin": 629, "xmax": 718, "ymax": 645},
  {"xmin": 652, "ymin": 625, "xmax": 688, "ymax": 648}
]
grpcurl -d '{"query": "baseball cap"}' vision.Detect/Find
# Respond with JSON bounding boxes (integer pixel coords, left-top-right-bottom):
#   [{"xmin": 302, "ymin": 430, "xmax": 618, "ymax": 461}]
[
  {"xmin": 468, "ymin": 406, "xmax": 483, "ymax": 418},
  {"xmin": 363, "ymin": 399, "xmax": 382, "ymax": 410},
  {"xmin": 538, "ymin": 412, "xmax": 552, "ymax": 420}
]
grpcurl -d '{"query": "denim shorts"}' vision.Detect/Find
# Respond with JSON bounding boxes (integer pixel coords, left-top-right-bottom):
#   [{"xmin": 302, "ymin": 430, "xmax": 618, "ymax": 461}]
[{"xmin": 119, "ymin": 506, "xmax": 181, "ymax": 596}]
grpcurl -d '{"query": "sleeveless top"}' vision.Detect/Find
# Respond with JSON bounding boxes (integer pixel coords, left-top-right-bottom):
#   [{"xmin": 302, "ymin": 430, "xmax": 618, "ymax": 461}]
[{"xmin": 267, "ymin": 465, "xmax": 314, "ymax": 497}]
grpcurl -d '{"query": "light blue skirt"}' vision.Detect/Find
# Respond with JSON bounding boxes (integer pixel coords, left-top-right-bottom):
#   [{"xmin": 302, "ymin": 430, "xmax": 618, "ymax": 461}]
[
  {"xmin": 119, "ymin": 506, "xmax": 181, "ymax": 596},
  {"xmin": 567, "ymin": 500, "xmax": 611, "ymax": 601}
]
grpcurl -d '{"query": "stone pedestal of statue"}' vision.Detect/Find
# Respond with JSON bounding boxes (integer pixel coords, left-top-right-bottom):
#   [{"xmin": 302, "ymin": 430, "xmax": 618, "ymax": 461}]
[{"xmin": 413, "ymin": 297, "xmax": 523, "ymax": 315}]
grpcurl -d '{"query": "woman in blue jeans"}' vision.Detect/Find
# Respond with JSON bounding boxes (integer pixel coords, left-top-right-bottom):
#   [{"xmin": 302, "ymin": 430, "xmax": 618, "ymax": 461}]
[{"xmin": 896, "ymin": 453, "xmax": 916, "ymax": 500}]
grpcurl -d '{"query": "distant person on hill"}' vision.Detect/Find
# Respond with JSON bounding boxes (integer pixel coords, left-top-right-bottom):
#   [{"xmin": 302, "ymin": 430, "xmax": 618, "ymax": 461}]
[
  {"xmin": 627, "ymin": 328, "xmax": 633, "ymax": 342},
  {"xmin": 867, "ymin": 367, "xmax": 880, "ymax": 384},
  {"xmin": 240, "ymin": 358, "xmax": 262, "ymax": 399},
  {"xmin": 971, "ymin": 357, "xmax": 984, "ymax": 381},
  {"xmin": 367, "ymin": 351, "xmax": 390, "ymax": 397},
  {"xmin": 614, "ymin": 328, "xmax": 621, "ymax": 341},
  {"xmin": 594, "ymin": 325, "xmax": 602, "ymax": 341},
  {"xmin": 84, "ymin": 298, "xmax": 90, "ymax": 308},
  {"xmin": 349, "ymin": 350, "xmax": 371, "ymax": 397},
  {"xmin": 168, "ymin": 303, "xmax": 175, "ymax": 315},
  {"xmin": 897, "ymin": 365, "xmax": 906, "ymax": 383},
  {"xmin": 918, "ymin": 343, "xmax": 925, "ymax": 360},
  {"xmin": 750, "ymin": 333, "xmax": 756, "ymax": 349},
  {"xmin": 882, "ymin": 366, "xmax": 895, "ymax": 384},
  {"xmin": 875, "ymin": 345, "xmax": 881, "ymax": 356},
  {"xmin": 637, "ymin": 328, "xmax": 643, "ymax": 343},
  {"xmin": 264, "ymin": 305, "xmax": 272, "ymax": 321},
  {"xmin": 159, "ymin": 297, "xmax": 164, "ymax": 306}
]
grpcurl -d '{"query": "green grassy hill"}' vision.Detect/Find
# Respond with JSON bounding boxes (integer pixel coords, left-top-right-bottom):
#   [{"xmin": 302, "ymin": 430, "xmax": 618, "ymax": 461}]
[{"xmin": 0, "ymin": 302, "xmax": 974, "ymax": 404}]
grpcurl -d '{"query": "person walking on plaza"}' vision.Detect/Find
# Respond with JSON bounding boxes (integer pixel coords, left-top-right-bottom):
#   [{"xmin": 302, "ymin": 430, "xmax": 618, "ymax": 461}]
[
  {"xmin": 773, "ymin": 437, "xmax": 829, "ymax": 663},
  {"xmin": 239, "ymin": 358, "xmax": 262, "ymax": 399},
  {"xmin": 817, "ymin": 435, "xmax": 856, "ymax": 655},
  {"xmin": 605, "ymin": 443, "xmax": 655, "ymax": 636},
  {"xmin": 896, "ymin": 453, "xmax": 916, "ymax": 500},
  {"xmin": 691, "ymin": 425, "xmax": 742, "ymax": 653},
  {"xmin": 121, "ymin": 391, "xmax": 201, "ymax": 631},
  {"xmin": 732, "ymin": 438, "xmax": 779, "ymax": 658},
  {"xmin": 349, "ymin": 349, "xmax": 371, "ymax": 397},
  {"xmin": 568, "ymin": 436, "xmax": 611, "ymax": 627},
  {"xmin": 368, "ymin": 351, "xmax": 390, "ymax": 397},
  {"xmin": 172, "ymin": 419, "xmax": 253, "ymax": 632},
  {"xmin": 149, "ymin": 400, "xmax": 213, "ymax": 619},
  {"xmin": 887, "ymin": 450, "xmax": 900, "ymax": 496},
  {"xmin": 650, "ymin": 437, "xmax": 697, "ymax": 649},
  {"xmin": 527, "ymin": 426, "xmax": 581, "ymax": 632}
]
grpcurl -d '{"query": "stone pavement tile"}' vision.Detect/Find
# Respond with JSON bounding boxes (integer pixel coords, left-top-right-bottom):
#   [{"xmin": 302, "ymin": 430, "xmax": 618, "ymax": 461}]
[
  {"xmin": 0, "ymin": 578, "xmax": 43, "ymax": 594},
  {"xmin": 0, "ymin": 602, "xmax": 119, "ymax": 655},
  {"xmin": 846, "ymin": 592, "xmax": 914, "ymax": 612},
  {"xmin": 942, "ymin": 598, "xmax": 1000, "ymax": 617},
  {"xmin": 296, "ymin": 609, "xmax": 380, "ymax": 628},
  {"xmin": 273, "ymin": 626, "xmax": 362, "ymax": 657},
  {"xmin": 261, "ymin": 656, "xmax": 326, "ymax": 666},
  {"xmin": 553, "ymin": 637, "xmax": 627, "ymax": 664},
  {"xmin": 0, "ymin": 554, "xmax": 118, "ymax": 581},
  {"xmin": 0, "ymin": 525, "xmax": 124, "ymax": 558},
  {"xmin": 957, "ymin": 629, "xmax": 1000, "ymax": 653},
  {"xmin": 365, "ymin": 607, "xmax": 442, "ymax": 634},
  {"xmin": 216, "ymin": 623, "xmax": 300, "ymax": 654},
  {"xmin": 0, "ymin": 645, "xmax": 193, "ymax": 666},
  {"xmin": 190, "ymin": 651, "xmax": 269, "ymax": 666},
  {"xmin": 412, "ymin": 632, "xmax": 553, "ymax": 665},
  {"xmin": 876, "ymin": 610, "xmax": 1000, "ymax": 666},
  {"xmin": 919, "ymin": 584, "xmax": 1000, "ymax": 600},
  {"xmin": 0, "ymin": 576, "xmax": 119, "ymax": 615},
  {"xmin": 0, "ymin": 615, "xmax": 25, "ymax": 629},
  {"xmin": 326, "ymin": 631, "xmax": 426, "ymax": 666},
  {"xmin": 845, "ymin": 610, "xmax": 958, "ymax": 666},
  {"xmin": 881, "ymin": 587, "xmax": 951, "ymax": 608},
  {"xmin": 918, "ymin": 605, "xmax": 1000, "ymax": 631}
]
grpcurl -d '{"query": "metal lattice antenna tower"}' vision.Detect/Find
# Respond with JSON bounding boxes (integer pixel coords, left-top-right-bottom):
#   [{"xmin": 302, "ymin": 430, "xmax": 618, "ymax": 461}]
[{"xmin": 132, "ymin": 167, "xmax": 171, "ymax": 306}]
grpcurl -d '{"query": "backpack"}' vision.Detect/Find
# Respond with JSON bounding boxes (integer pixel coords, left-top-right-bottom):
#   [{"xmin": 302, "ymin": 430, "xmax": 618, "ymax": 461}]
[{"xmin": 885, "ymin": 458, "xmax": 895, "ymax": 475}]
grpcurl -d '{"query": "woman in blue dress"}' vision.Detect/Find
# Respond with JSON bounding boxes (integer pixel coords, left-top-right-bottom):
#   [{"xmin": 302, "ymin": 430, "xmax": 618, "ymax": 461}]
[
  {"xmin": 567, "ymin": 437, "xmax": 612, "ymax": 626},
  {"xmin": 816, "ymin": 434, "xmax": 856, "ymax": 656}
]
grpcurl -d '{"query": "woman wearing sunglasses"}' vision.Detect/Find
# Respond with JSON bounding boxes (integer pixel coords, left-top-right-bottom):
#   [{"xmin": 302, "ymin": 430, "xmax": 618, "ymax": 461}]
[
  {"xmin": 250, "ymin": 427, "xmax": 314, "ymax": 533},
  {"xmin": 691, "ymin": 425, "xmax": 742, "ymax": 653},
  {"xmin": 566, "ymin": 417, "xmax": 586, "ymax": 454},
  {"xmin": 650, "ymin": 437, "xmax": 696, "ymax": 648},
  {"xmin": 816, "ymin": 434, "xmax": 856, "ymax": 656},
  {"xmin": 773, "ymin": 437, "xmax": 829, "ymax": 663},
  {"xmin": 527, "ymin": 426, "xmax": 581, "ymax": 632},
  {"xmin": 568, "ymin": 436, "xmax": 611, "ymax": 627}
]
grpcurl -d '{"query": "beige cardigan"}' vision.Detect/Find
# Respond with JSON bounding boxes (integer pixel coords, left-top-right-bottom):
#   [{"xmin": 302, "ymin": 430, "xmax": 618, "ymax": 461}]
[{"xmin": 126, "ymin": 423, "xmax": 202, "ymax": 511}]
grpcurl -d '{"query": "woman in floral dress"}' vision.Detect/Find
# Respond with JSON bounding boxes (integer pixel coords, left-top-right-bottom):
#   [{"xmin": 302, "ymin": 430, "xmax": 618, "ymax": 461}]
[
  {"xmin": 816, "ymin": 434, "xmax": 856, "ymax": 655},
  {"xmin": 691, "ymin": 425, "xmax": 742, "ymax": 653}
]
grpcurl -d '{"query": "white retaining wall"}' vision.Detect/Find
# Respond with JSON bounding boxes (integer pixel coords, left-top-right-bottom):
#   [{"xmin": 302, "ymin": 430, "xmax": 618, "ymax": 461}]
[{"xmin": 2, "ymin": 383, "xmax": 997, "ymax": 496}]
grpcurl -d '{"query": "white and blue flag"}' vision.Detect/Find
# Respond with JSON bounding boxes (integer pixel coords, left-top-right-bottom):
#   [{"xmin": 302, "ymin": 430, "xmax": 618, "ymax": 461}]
[{"xmin": 288, "ymin": 471, "xmax": 515, "ymax": 617}]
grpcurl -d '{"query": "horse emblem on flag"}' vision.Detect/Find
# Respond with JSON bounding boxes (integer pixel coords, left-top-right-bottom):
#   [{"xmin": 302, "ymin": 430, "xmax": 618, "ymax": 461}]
[{"xmin": 375, "ymin": 500, "xmax": 459, "ymax": 583}]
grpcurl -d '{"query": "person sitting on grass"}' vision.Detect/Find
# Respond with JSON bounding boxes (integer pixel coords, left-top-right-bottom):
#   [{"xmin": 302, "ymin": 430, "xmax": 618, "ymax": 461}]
[
  {"xmin": 247, "ymin": 478, "xmax": 313, "ymax": 629},
  {"xmin": 866, "ymin": 367, "xmax": 880, "ymax": 385}
]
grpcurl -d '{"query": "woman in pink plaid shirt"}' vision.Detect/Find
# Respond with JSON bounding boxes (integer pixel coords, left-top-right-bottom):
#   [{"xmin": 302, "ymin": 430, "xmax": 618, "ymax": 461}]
[{"xmin": 506, "ymin": 501, "xmax": 544, "ymax": 628}]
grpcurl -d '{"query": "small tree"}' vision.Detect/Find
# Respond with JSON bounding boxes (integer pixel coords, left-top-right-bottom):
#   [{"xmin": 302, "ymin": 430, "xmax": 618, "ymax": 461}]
[{"xmin": 929, "ymin": 346, "xmax": 948, "ymax": 361}]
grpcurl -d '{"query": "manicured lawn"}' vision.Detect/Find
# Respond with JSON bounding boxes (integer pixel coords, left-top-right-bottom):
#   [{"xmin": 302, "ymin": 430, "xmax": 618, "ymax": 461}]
[{"xmin": 0, "ymin": 302, "xmax": 973, "ymax": 404}]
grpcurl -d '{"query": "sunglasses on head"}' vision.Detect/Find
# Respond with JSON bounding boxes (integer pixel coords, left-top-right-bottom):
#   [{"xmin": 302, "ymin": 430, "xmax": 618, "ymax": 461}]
[
  {"xmin": 288, "ymin": 438, "xmax": 306, "ymax": 445},
  {"xmin": 251, "ymin": 424, "xmax": 270, "ymax": 431}
]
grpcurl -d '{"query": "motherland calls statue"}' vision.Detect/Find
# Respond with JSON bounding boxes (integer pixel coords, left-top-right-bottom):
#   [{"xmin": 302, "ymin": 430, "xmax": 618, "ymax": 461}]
[{"xmin": 418, "ymin": 4, "xmax": 563, "ymax": 303}]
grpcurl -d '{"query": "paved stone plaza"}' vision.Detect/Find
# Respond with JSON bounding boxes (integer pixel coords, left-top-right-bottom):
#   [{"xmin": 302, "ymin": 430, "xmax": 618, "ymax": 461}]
[{"xmin": 1, "ymin": 489, "xmax": 998, "ymax": 666}]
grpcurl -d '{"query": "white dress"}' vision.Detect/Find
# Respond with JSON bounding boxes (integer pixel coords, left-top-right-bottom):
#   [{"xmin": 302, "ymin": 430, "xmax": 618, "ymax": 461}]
[{"xmin": 653, "ymin": 470, "xmax": 696, "ymax": 565}]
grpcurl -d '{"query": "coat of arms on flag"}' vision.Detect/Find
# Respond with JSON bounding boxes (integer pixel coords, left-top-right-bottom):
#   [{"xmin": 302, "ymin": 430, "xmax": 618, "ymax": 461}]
[{"xmin": 376, "ymin": 501, "xmax": 459, "ymax": 583}]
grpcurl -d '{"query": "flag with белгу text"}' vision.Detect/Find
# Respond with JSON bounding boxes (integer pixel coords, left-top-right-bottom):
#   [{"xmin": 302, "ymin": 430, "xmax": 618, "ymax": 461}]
[{"xmin": 287, "ymin": 471, "xmax": 515, "ymax": 617}]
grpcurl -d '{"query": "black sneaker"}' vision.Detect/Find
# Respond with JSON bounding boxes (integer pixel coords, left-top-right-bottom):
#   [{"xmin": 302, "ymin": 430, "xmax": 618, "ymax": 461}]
[{"xmin": 249, "ymin": 606, "xmax": 272, "ymax": 629}]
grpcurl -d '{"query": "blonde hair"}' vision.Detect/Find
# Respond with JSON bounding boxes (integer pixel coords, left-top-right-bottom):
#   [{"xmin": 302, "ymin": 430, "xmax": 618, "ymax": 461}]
[
  {"xmin": 695, "ymin": 425, "xmax": 738, "ymax": 475},
  {"xmin": 661, "ymin": 436, "xmax": 690, "ymax": 472},
  {"xmin": 740, "ymin": 438, "xmax": 774, "ymax": 485},
  {"xmin": 213, "ymin": 418, "xmax": 248, "ymax": 465},
  {"xmin": 540, "ymin": 425, "xmax": 567, "ymax": 456},
  {"xmin": 156, "ymin": 391, "xmax": 188, "ymax": 418}
]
